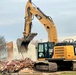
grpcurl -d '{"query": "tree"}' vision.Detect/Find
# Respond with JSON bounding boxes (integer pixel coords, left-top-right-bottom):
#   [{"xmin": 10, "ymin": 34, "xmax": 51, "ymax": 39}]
[
  {"xmin": 0, "ymin": 36, "xmax": 6, "ymax": 59},
  {"xmin": 0, "ymin": 36, "xmax": 6, "ymax": 51}
]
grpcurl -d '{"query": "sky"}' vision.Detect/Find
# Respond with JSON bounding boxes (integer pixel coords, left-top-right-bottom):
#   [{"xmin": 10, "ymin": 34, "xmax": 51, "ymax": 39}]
[{"xmin": 0, "ymin": 0, "xmax": 76, "ymax": 41}]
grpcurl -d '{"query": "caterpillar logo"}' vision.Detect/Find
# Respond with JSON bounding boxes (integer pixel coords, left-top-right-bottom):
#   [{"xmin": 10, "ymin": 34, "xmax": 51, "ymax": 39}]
[{"xmin": 35, "ymin": 14, "xmax": 42, "ymax": 20}]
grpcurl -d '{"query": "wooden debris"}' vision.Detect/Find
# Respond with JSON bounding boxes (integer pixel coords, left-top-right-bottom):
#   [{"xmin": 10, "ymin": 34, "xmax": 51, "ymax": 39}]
[{"xmin": 0, "ymin": 58, "xmax": 35, "ymax": 73}]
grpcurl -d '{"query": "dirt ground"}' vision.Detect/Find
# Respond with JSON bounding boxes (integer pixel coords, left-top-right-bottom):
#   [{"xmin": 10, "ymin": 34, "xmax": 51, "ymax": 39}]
[
  {"xmin": 3, "ymin": 71, "xmax": 76, "ymax": 75},
  {"xmin": 17, "ymin": 68, "xmax": 76, "ymax": 75}
]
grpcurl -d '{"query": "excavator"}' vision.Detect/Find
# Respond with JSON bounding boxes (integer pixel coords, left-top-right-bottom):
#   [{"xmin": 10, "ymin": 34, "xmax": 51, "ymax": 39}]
[
  {"xmin": 17, "ymin": 0, "xmax": 76, "ymax": 71},
  {"xmin": 17, "ymin": 0, "xmax": 58, "ymax": 52}
]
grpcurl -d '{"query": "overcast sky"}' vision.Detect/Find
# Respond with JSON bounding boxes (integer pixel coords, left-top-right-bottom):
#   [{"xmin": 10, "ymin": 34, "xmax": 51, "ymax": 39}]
[{"xmin": 0, "ymin": 0, "xmax": 76, "ymax": 41}]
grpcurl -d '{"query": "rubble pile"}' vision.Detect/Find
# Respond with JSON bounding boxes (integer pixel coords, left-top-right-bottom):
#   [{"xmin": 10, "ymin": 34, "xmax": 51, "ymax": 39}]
[{"xmin": 0, "ymin": 58, "xmax": 35, "ymax": 73}]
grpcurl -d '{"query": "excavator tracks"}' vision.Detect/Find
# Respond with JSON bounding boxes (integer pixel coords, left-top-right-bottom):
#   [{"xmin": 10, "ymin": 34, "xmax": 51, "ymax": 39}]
[
  {"xmin": 49, "ymin": 62, "xmax": 57, "ymax": 72},
  {"xmin": 34, "ymin": 62, "xmax": 57, "ymax": 72},
  {"xmin": 34, "ymin": 61, "xmax": 76, "ymax": 72},
  {"xmin": 72, "ymin": 61, "xmax": 76, "ymax": 71}
]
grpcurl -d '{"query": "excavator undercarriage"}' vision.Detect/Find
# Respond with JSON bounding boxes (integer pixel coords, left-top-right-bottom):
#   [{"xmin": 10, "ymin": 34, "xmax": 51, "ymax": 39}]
[
  {"xmin": 34, "ymin": 60, "xmax": 76, "ymax": 72},
  {"xmin": 34, "ymin": 62, "xmax": 57, "ymax": 72}
]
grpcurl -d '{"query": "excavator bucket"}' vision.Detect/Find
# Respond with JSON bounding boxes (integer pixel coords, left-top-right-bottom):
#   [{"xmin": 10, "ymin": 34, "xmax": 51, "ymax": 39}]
[{"xmin": 17, "ymin": 33, "xmax": 37, "ymax": 53}]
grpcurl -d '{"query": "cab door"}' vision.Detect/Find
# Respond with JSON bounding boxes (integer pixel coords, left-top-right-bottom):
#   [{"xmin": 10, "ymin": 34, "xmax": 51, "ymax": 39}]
[
  {"xmin": 37, "ymin": 42, "xmax": 54, "ymax": 60},
  {"xmin": 37, "ymin": 43, "xmax": 45, "ymax": 59}
]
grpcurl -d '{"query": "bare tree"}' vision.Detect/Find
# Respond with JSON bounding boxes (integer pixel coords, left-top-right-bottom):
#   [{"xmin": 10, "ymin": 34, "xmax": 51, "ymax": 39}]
[
  {"xmin": 0, "ymin": 36, "xmax": 6, "ymax": 59},
  {"xmin": 0, "ymin": 36, "xmax": 6, "ymax": 51}
]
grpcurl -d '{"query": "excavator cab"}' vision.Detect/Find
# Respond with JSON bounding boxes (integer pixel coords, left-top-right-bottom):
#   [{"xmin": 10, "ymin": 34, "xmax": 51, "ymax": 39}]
[{"xmin": 37, "ymin": 42, "xmax": 55, "ymax": 60}]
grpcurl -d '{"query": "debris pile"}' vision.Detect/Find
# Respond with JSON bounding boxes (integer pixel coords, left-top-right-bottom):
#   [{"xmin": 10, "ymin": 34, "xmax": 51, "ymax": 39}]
[{"xmin": 0, "ymin": 58, "xmax": 35, "ymax": 73}]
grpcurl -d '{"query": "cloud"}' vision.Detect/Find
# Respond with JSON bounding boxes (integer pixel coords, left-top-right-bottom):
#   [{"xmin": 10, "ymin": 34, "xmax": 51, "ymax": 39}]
[
  {"xmin": 0, "ymin": 0, "xmax": 76, "ymax": 41},
  {"xmin": 5, "ymin": 0, "xmax": 27, "ymax": 3},
  {"xmin": 0, "ymin": 19, "xmax": 22, "ymax": 26},
  {"xmin": 59, "ymin": 11, "xmax": 76, "ymax": 16},
  {"xmin": 6, "ymin": 0, "xmax": 37, "ymax": 3}
]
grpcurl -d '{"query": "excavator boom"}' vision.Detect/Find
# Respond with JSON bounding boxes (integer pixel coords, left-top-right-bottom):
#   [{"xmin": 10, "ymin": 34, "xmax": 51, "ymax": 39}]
[{"xmin": 17, "ymin": 0, "xmax": 58, "ymax": 52}]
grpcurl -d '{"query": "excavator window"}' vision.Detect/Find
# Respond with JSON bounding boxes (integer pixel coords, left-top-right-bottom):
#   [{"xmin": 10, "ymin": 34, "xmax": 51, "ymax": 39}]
[
  {"xmin": 74, "ymin": 47, "xmax": 76, "ymax": 55},
  {"xmin": 44, "ymin": 44, "xmax": 48, "ymax": 52},
  {"xmin": 37, "ymin": 42, "xmax": 55, "ymax": 59},
  {"xmin": 38, "ymin": 44, "xmax": 44, "ymax": 52},
  {"xmin": 38, "ymin": 44, "xmax": 44, "ymax": 58}
]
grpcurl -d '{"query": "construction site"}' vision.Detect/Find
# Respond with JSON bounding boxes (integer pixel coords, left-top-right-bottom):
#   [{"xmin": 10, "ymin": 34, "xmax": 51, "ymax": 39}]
[{"xmin": 0, "ymin": 0, "xmax": 76, "ymax": 75}]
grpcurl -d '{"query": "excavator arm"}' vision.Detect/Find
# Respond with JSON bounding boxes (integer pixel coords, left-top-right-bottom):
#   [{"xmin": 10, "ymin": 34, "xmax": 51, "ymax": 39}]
[{"xmin": 17, "ymin": 0, "xmax": 58, "ymax": 52}]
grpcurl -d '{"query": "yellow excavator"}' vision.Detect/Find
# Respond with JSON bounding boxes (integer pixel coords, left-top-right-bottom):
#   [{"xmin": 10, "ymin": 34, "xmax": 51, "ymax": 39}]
[
  {"xmin": 17, "ymin": 0, "xmax": 58, "ymax": 51},
  {"xmin": 17, "ymin": 0, "xmax": 76, "ymax": 71}
]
